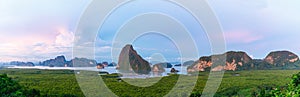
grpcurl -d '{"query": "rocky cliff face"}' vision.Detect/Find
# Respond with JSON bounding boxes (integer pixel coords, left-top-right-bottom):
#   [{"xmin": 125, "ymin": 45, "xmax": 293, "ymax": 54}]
[
  {"xmin": 187, "ymin": 50, "xmax": 300, "ymax": 72},
  {"xmin": 67, "ymin": 57, "xmax": 97, "ymax": 67},
  {"xmin": 153, "ymin": 62, "xmax": 172, "ymax": 68},
  {"xmin": 117, "ymin": 44, "xmax": 151, "ymax": 74},
  {"xmin": 224, "ymin": 51, "xmax": 252, "ymax": 70},
  {"xmin": 152, "ymin": 64, "xmax": 165, "ymax": 73},
  {"xmin": 187, "ymin": 56, "xmax": 212, "ymax": 72},
  {"xmin": 264, "ymin": 51, "xmax": 299, "ymax": 66},
  {"xmin": 187, "ymin": 51, "xmax": 252, "ymax": 72},
  {"xmin": 40, "ymin": 55, "xmax": 97, "ymax": 67},
  {"xmin": 41, "ymin": 55, "xmax": 66, "ymax": 67}
]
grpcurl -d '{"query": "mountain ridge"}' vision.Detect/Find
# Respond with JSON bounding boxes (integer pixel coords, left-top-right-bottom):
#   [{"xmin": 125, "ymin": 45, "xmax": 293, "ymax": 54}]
[
  {"xmin": 3, "ymin": 47, "xmax": 300, "ymax": 71},
  {"xmin": 187, "ymin": 50, "xmax": 300, "ymax": 72}
]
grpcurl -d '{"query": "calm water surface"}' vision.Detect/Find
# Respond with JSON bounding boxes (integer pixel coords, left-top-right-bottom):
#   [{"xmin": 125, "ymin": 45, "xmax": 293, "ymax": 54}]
[{"xmin": 7, "ymin": 65, "xmax": 188, "ymax": 78}]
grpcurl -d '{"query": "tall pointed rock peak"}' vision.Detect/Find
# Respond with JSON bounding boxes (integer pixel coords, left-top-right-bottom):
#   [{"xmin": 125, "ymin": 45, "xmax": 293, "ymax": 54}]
[{"xmin": 117, "ymin": 44, "xmax": 151, "ymax": 74}]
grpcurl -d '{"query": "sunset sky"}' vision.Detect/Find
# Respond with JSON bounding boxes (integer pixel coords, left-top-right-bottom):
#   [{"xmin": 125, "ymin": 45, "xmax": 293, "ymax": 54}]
[{"xmin": 1, "ymin": 0, "xmax": 300, "ymax": 62}]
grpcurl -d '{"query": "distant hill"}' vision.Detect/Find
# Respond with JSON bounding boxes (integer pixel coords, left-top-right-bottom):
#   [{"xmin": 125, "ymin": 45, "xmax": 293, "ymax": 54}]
[
  {"xmin": 264, "ymin": 51, "xmax": 299, "ymax": 66},
  {"xmin": 37, "ymin": 56, "xmax": 97, "ymax": 67},
  {"xmin": 187, "ymin": 51, "xmax": 300, "ymax": 73},
  {"xmin": 7, "ymin": 55, "xmax": 98, "ymax": 67},
  {"xmin": 66, "ymin": 57, "xmax": 97, "ymax": 67},
  {"xmin": 40, "ymin": 55, "xmax": 66, "ymax": 67},
  {"xmin": 187, "ymin": 51, "xmax": 252, "ymax": 72},
  {"xmin": 10, "ymin": 61, "xmax": 35, "ymax": 66},
  {"xmin": 153, "ymin": 62, "xmax": 172, "ymax": 68},
  {"xmin": 4, "ymin": 46, "xmax": 300, "ymax": 71}
]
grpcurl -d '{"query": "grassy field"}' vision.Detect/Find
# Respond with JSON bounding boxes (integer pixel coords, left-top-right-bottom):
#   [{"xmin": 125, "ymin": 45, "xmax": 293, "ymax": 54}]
[{"xmin": 0, "ymin": 69, "xmax": 299, "ymax": 97}]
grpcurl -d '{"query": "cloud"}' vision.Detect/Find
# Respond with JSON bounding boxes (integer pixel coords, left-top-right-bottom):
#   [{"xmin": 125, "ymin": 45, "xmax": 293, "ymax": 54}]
[
  {"xmin": 55, "ymin": 29, "xmax": 74, "ymax": 47},
  {"xmin": 0, "ymin": 0, "xmax": 92, "ymax": 62},
  {"xmin": 28, "ymin": 30, "xmax": 74, "ymax": 61},
  {"xmin": 0, "ymin": 29, "xmax": 76, "ymax": 62},
  {"xmin": 95, "ymin": 46, "xmax": 112, "ymax": 53},
  {"xmin": 224, "ymin": 30, "xmax": 263, "ymax": 44},
  {"xmin": 2, "ymin": 0, "xmax": 300, "ymax": 62},
  {"xmin": 135, "ymin": 47, "xmax": 159, "ymax": 51},
  {"xmin": 95, "ymin": 38, "xmax": 112, "ymax": 46}
]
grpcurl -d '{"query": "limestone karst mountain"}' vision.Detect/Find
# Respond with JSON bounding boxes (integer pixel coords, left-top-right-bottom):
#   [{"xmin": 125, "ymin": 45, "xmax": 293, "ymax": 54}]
[
  {"xmin": 40, "ymin": 55, "xmax": 66, "ymax": 67},
  {"xmin": 117, "ymin": 44, "xmax": 151, "ymax": 74},
  {"xmin": 38, "ymin": 55, "xmax": 97, "ymax": 67},
  {"xmin": 264, "ymin": 51, "xmax": 299, "ymax": 66},
  {"xmin": 187, "ymin": 51, "xmax": 252, "ymax": 72},
  {"xmin": 153, "ymin": 62, "xmax": 172, "ymax": 68},
  {"xmin": 67, "ymin": 57, "xmax": 97, "ymax": 67},
  {"xmin": 152, "ymin": 64, "xmax": 165, "ymax": 73},
  {"xmin": 5, "ymin": 47, "xmax": 300, "ymax": 72},
  {"xmin": 10, "ymin": 61, "xmax": 35, "ymax": 66},
  {"xmin": 187, "ymin": 50, "xmax": 300, "ymax": 72}
]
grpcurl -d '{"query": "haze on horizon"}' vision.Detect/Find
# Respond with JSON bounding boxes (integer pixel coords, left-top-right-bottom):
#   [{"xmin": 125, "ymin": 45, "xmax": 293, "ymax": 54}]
[{"xmin": 1, "ymin": 0, "xmax": 300, "ymax": 63}]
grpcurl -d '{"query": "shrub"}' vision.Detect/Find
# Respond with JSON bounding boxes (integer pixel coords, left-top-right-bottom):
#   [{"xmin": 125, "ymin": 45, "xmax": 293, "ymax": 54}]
[
  {"xmin": 0, "ymin": 74, "xmax": 40, "ymax": 97},
  {"xmin": 258, "ymin": 72, "xmax": 300, "ymax": 97}
]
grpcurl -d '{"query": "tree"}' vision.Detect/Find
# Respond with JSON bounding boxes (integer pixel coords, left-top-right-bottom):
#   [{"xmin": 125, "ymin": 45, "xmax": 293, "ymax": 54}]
[
  {"xmin": 0, "ymin": 74, "xmax": 40, "ymax": 96},
  {"xmin": 257, "ymin": 72, "xmax": 300, "ymax": 97}
]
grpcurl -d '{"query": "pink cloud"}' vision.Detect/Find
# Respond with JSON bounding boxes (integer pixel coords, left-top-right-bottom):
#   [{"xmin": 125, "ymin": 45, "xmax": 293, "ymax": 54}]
[{"xmin": 224, "ymin": 30, "xmax": 263, "ymax": 44}]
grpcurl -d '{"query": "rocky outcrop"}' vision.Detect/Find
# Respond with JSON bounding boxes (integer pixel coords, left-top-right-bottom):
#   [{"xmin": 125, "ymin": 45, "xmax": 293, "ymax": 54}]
[
  {"xmin": 67, "ymin": 57, "xmax": 97, "ymax": 67},
  {"xmin": 39, "ymin": 55, "xmax": 97, "ymax": 67},
  {"xmin": 117, "ymin": 44, "xmax": 151, "ymax": 74},
  {"xmin": 225, "ymin": 51, "xmax": 252, "ymax": 65},
  {"xmin": 152, "ymin": 64, "xmax": 165, "ymax": 73},
  {"xmin": 41, "ymin": 55, "xmax": 66, "ymax": 67},
  {"xmin": 187, "ymin": 51, "xmax": 253, "ymax": 72},
  {"xmin": 187, "ymin": 50, "xmax": 300, "ymax": 72},
  {"xmin": 211, "ymin": 65, "xmax": 224, "ymax": 71},
  {"xmin": 96, "ymin": 63, "xmax": 104, "ymax": 69},
  {"xmin": 170, "ymin": 68, "xmax": 179, "ymax": 73},
  {"xmin": 154, "ymin": 62, "xmax": 172, "ymax": 68},
  {"xmin": 108, "ymin": 62, "xmax": 117, "ymax": 67},
  {"xmin": 101, "ymin": 62, "xmax": 109, "ymax": 67},
  {"xmin": 187, "ymin": 56, "xmax": 212, "ymax": 72},
  {"xmin": 174, "ymin": 64, "xmax": 181, "ymax": 66},
  {"xmin": 10, "ymin": 61, "xmax": 35, "ymax": 66},
  {"xmin": 152, "ymin": 62, "xmax": 173, "ymax": 73},
  {"xmin": 264, "ymin": 51, "xmax": 299, "ymax": 66}
]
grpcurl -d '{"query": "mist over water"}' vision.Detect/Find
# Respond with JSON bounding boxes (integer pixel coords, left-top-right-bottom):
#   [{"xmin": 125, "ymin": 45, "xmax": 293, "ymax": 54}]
[{"xmin": 7, "ymin": 65, "xmax": 188, "ymax": 78}]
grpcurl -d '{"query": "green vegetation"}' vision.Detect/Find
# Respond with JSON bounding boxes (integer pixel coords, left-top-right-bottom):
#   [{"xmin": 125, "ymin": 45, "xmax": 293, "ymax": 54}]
[
  {"xmin": 102, "ymin": 74, "xmax": 179, "ymax": 96},
  {"xmin": 0, "ymin": 69, "xmax": 84, "ymax": 97},
  {"xmin": 0, "ymin": 69, "xmax": 300, "ymax": 96},
  {"xmin": 0, "ymin": 73, "xmax": 40, "ymax": 97},
  {"xmin": 257, "ymin": 72, "xmax": 300, "ymax": 97}
]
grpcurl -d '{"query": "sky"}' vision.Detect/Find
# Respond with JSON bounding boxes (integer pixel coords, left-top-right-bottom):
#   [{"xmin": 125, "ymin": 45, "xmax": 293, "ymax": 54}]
[{"xmin": 0, "ymin": 0, "xmax": 300, "ymax": 63}]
